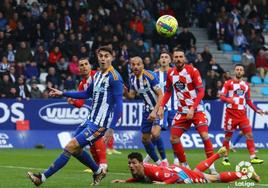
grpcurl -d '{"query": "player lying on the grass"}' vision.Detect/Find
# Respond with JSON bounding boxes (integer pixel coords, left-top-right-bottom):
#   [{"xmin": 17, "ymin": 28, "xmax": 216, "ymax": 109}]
[{"xmin": 112, "ymin": 147, "xmax": 260, "ymax": 184}]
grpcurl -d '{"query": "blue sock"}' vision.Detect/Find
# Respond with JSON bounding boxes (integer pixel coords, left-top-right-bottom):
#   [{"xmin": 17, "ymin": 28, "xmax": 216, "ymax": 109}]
[
  {"xmin": 44, "ymin": 150, "xmax": 71, "ymax": 178},
  {"xmin": 152, "ymin": 137, "xmax": 166, "ymax": 160},
  {"xmin": 233, "ymin": 133, "xmax": 243, "ymax": 146},
  {"xmin": 143, "ymin": 141, "xmax": 159, "ymax": 162},
  {"xmin": 74, "ymin": 150, "xmax": 99, "ymax": 172}
]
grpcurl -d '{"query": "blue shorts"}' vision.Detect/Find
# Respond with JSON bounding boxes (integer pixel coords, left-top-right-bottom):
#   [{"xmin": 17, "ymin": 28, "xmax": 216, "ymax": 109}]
[
  {"xmin": 141, "ymin": 111, "xmax": 161, "ymax": 133},
  {"xmin": 161, "ymin": 110, "xmax": 177, "ymax": 130},
  {"xmin": 74, "ymin": 119, "xmax": 106, "ymax": 148}
]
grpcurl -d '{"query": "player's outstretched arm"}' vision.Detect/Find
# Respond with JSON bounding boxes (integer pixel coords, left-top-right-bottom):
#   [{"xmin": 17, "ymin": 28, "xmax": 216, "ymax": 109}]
[
  {"xmin": 63, "ymin": 83, "xmax": 93, "ymax": 99},
  {"xmin": 111, "ymin": 179, "xmax": 127, "ymax": 183}
]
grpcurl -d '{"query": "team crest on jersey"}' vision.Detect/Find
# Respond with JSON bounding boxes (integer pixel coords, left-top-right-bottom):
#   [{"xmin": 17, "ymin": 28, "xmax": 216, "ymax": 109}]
[
  {"xmin": 174, "ymin": 81, "xmax": 185, "ymax": 90},
  {"xmin": 235, "ymin": 89, "xmax": 245, "ymax": 96},
  {"xmin": 143, "ymin": 79, "xmax": 148, "ymax": 87}
]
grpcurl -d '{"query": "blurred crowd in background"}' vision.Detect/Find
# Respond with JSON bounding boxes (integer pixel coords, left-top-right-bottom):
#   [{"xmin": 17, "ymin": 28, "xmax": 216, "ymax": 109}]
[{"xmin": 0, "ymin": 0, "xmax": 267, "ymax": 100}]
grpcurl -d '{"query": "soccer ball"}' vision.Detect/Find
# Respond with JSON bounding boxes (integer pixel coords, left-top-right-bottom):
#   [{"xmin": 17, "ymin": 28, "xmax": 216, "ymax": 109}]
[{"xmin": 156, "ymin": 15, "xmax": 178, "ymax": 37}]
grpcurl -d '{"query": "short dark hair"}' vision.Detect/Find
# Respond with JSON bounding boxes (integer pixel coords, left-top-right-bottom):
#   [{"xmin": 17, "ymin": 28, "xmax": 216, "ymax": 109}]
[
  {"xmin": 128, "ymin": 152, "xmax": 143, "ymax": 162},
  {"xmin": 235, "ymin": 63, "xmax": 245, "ymax": 69},
  {"xmin": 160, "ymin": 49, "xmax": 171, "ymax": 57},
  {"xmin": 172, "ymin": 47, "xmax": 184, "ymax": 54},
  {"xmin": 97, "ymin": 45, "xmax": 113, "ymax": 55}
]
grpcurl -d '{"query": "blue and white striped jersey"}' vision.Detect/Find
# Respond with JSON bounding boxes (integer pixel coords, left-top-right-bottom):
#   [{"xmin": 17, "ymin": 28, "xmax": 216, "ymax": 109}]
[
  {"xmin": 89, "ymin": 67, "xmax": 123, "ymax": 128},
  {"xmin": 129, "ymin": 70, "xmax": 160, "ymax": 112},
  {"xmin": 63, "ymin": 66, "xmax": 123, "ymax": 129},
  {"xmin": 154, "ymin": 69, "xmax": 178, "ymax": 111}
]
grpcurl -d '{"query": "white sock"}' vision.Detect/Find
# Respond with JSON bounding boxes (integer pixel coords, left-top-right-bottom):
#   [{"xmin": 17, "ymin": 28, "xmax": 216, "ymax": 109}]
[
  {"xmin": 174, "ymin": 158, "xmax": 179, "ymax": 164},
  {"xmin": 95, "ymin": 167, "xmax": 102, "ymax": 174},
  {"xmin": 209, "ymin": 163, "xmax": 216, "ymax": 171},
  {"xmin": 41, "ymin": 174, "xmax": 46, "ymax": 182},
  {"xmin": 100, "ymin": 163, "xmax": 108, "ymax": 170},
  {"xmin": 156, "ymin": 160, "xmax": 161, "ymax": 165},
  {"xmin": 162, "ymin": 158, "xmax": 168, "ymax": 163},
  {"xmin": 143, "ymin": 154, "xmax": 151, "ymax": 163},
  {"xmin": 250, "ymin": 155, "xmax": 256, "ymax": 159}
]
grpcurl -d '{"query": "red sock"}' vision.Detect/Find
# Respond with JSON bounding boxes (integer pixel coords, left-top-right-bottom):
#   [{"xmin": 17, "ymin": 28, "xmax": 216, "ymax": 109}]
[
  {"xmin": 107, "ymin": 136, "xmax": 114, "ymax": 149},
  {"xmin": 222, "ymin": 132, "xmax": 233, "ymax": 156},
  {"xmin": 195, "ymin": 153, "xmax": 220, "ymax": 172},
  {"xmin": 219, "ymin": 172, "xmax": 242, "ymax": 182},
  {"xmin": 94, "ymin": 137, "xmax": 107, "ymax": 164},
  {"xmin": 172, "ymin": 142, "xmax": 186, "ymax": 163},
  {"xmin": 246, "ymin": 138, "xmax": 255, "ymax": 156},
  {"xmin": 203, "ymin": 138, "xmax": 214, "ymax": 158},
  {"xmin": 90, "ymin": 144, "xmax": 99, "ymax": 164}
]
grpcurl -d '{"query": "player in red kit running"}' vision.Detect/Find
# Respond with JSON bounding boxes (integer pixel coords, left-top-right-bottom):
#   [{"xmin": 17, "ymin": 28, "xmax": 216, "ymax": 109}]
[
  {"xmin": 67, "ymin": 58, "xmax": 107, "ymax": 171},
  {"xmin": 158, "ymin": 48, "xmax": 216, "ymax": 174},
  {"xmin": 220, "ymin": 64, "xmax": 265, "ymax": 166},
  {"xmin": 111, "ymin": 148, "xmax": 260, "ymax": 184}
]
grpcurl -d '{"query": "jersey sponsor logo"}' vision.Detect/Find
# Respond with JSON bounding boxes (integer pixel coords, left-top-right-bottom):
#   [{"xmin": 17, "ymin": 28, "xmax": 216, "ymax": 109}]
[
  {"xmin": 235, "ymin": 89, "xmax": 245, "ymax": 96},
  {"xmin": 174, "ymin": 81, "xmax": 185, "ymax": 90},
  {"xmin": 39, "ymin": 102, "xmax": 91, "ymax": 125}
]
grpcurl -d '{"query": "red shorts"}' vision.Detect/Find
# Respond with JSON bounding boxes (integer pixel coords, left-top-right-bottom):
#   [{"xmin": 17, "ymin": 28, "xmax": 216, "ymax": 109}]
[
  {"xmin": 224, "ymin": 109, "xmax": 250, "ymax": 132},
  {"xmin": 171, "ymin": 112, "xmax": 208, "ymax": 135}
]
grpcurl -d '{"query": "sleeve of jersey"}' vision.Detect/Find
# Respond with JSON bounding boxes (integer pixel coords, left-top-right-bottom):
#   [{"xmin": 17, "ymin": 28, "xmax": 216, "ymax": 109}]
[
  {"xmin": 63, "ymin": 83, "xmax": 93, "ymax": 99},
  {"xmin": 72, "ymin": 83, "xmax": 85, "ymax": 108},
  {"xmin": 219, "ymin": 82, "xmax": 234, "ymax": 104},
  {"xmin": 192, "ymin": 69, "xmax": 204, "ymax": 110},
  {"xmin": 164, "ymin": 175, "xmax": 179, "ymax": 184},
  {"xmin": 126, "ymin": 178, "xmax": 138, "ymax": 183},
  {"xmin": 109, "ymin": 78, "xmax": 123, "ymax": 129},
  {"xmin": 245, "ymin": 85, "xmax": 259, "ymax": 112},
  {"xmin": 160, "ymin": 71, "xmax": 172, "ymax": 107}
]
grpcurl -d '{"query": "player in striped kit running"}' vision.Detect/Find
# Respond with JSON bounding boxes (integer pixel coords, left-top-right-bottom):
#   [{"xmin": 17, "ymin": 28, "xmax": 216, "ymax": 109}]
[
  {"xmin": 67, "ymin": 58, "xmax": 107, "ymax": 172},
  {"xmin": 27, "ymin": 46, "xmax": 123, "ymax": 186},
  {"xmin": 220, "ymin": 64, "xmax": 265, "ymax": 166},
  {"xmin": 158, "ymin": 48, "xmax": 217, "ymax": 174},
  {"xmin": 124, "ymin": 56, "xmax": 168, "ymax": 166}
]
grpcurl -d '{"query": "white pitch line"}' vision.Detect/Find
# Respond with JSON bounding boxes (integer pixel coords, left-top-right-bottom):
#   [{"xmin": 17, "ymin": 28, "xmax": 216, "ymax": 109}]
[
  {"xmin": 0, "ymin": 165, "xmax": 127, "ymax": 175},
  {"xmin": 257, "ymin": 184, "xmax": 268, "ymax": 187}
]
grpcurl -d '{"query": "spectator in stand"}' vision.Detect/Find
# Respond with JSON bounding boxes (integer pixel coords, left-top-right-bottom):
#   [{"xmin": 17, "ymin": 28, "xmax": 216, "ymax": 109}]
[
  {"xmin": 113, "ymin": 56, "xmax": 129, "ymax": 85},
  {"xmin": 15, "ymin": 41, "xmax": 33, "ymax": 64},
  {"xmin": 176, "ymin": 27, "xmax": 196, "ymax": 52},
  {"xmin": 143, "ymin": 56, "xmax": 154, "ymax": 71},
  {"xmin": 0, "ymin": 56, "xmax": 10, "ymax": 78},
  {"xmin": 34, "ymin": 45, "xmax": 48, "ymax": 65},
  {"xmin": 242, "ymin": 48, "xmax": 256, "ymax": 81},
  {"xmin": 0, "ymin": 11, "xmax": 8, "ymax": 30},
  {"xmin": 0, "ymin": 74, "xmax": 16, "ymax": 98},
  {"xmin": 63, "ymin": 75, "xmax": 76, "ymax": 91},
  {"xmin": 16, "ymin": 76, "xmax": 31, "ymax": 100},
  {"xmin": 4, "ymin": 43, "xmax": 15, "ymax": 64},
  {"xmin": 205, "ymin": 70, "xmax": 219, "ymax": 100},
  {"xmin": 46, "ymin": 66, "xmax": 60, "ymax": 89},
  {"xmin": 30, "ymin": 80, "xmax": 42, "ymax": 99},
  {"xmin": 186, "ymin": 46, "xmax": 198, "ymax": 64},
  {"xmin": 255, "ymin": 49, "xmax": 268, "ymax": 80},
  {"xmin": 193, "ymin": 53, "xmax": 208, "ymax": 81},
  {"xmin": 248, "ymin": 29, "xmax": 265, "ymax": 56},
  {"xmin": 56, "ymin": 57, "xmax": 69, "ymax": 79},
  {"xmin": 48, "ymin": 46, "xmax": 62, "ymax": 67},
  {"xmin": 159, "ymin": 4, "xmax": 175, "ymax": 17},
  {"xmin": 201, "ymin": 45, "xmax": 213, "ymax": 64},
  {"xmin": 129, "ymin": 15, "xmax": 144, "ymax": 36},
  {"xmin": 24, "ymin": 62, "xmax": 39, "ymax": 82},
  {"xmin": 233, "ymin": 29, "xmax": 248, "ymax": 53},
  {"xmin": 225, "ymin": 17, "xmax": 236, "ymax": 45},
  {"xmin": 78, "ymin": 46, "xmax": 89, "ymax": 59},
  {"xmin": 8, "ymin": 66, "xmax": 17, "ymax": 84},
  {"xmin": 68, "ymin": 55, "xmax": 80, "ymax": 80},
  {"xmin": 209, "ymin": 58, "xmax": 225, "ymax": 78}
]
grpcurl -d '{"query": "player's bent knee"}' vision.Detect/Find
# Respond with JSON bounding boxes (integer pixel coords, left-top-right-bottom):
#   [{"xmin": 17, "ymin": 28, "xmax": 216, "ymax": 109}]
[
  {"xmin": 65, "ymin": 138, "xmax": 81, "ymax": 154},
  {"xmin": 142, "ymin": 134, "xmax": 151, "ymax": 143},
  {"xmin": 245, "ymin": 133, "xmax": 253, "ymax": 139},
  {"xmin": 200, "ymin": 132, "xmax": 209, "ymax": 140},
  {"xmin": 170, "ymin": 135, "xmax": 180, "ymax": 144}
]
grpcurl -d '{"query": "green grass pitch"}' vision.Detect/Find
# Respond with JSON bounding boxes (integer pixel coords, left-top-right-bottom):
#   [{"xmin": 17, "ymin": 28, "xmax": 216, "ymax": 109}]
[{"xmin": 0, "ymin": 149, "xmax": 267, "ymax": 188}]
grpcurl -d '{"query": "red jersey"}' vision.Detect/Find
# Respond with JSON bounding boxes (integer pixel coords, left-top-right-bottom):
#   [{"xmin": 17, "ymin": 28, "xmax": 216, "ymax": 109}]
[
  {"xmin": 72, "ymin": 70, "xmax": 96, "ymax": 108},
  {"xmin": 126, "ymin": 163, "xmax": 206, "ymax": 184},
  {"xmin": 221, "ymin": 79, "xmax": 250, "ymax": 110},
  {"xmin": 166, "ymin": 65, "xmax": 204, "ymax": 113}
]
